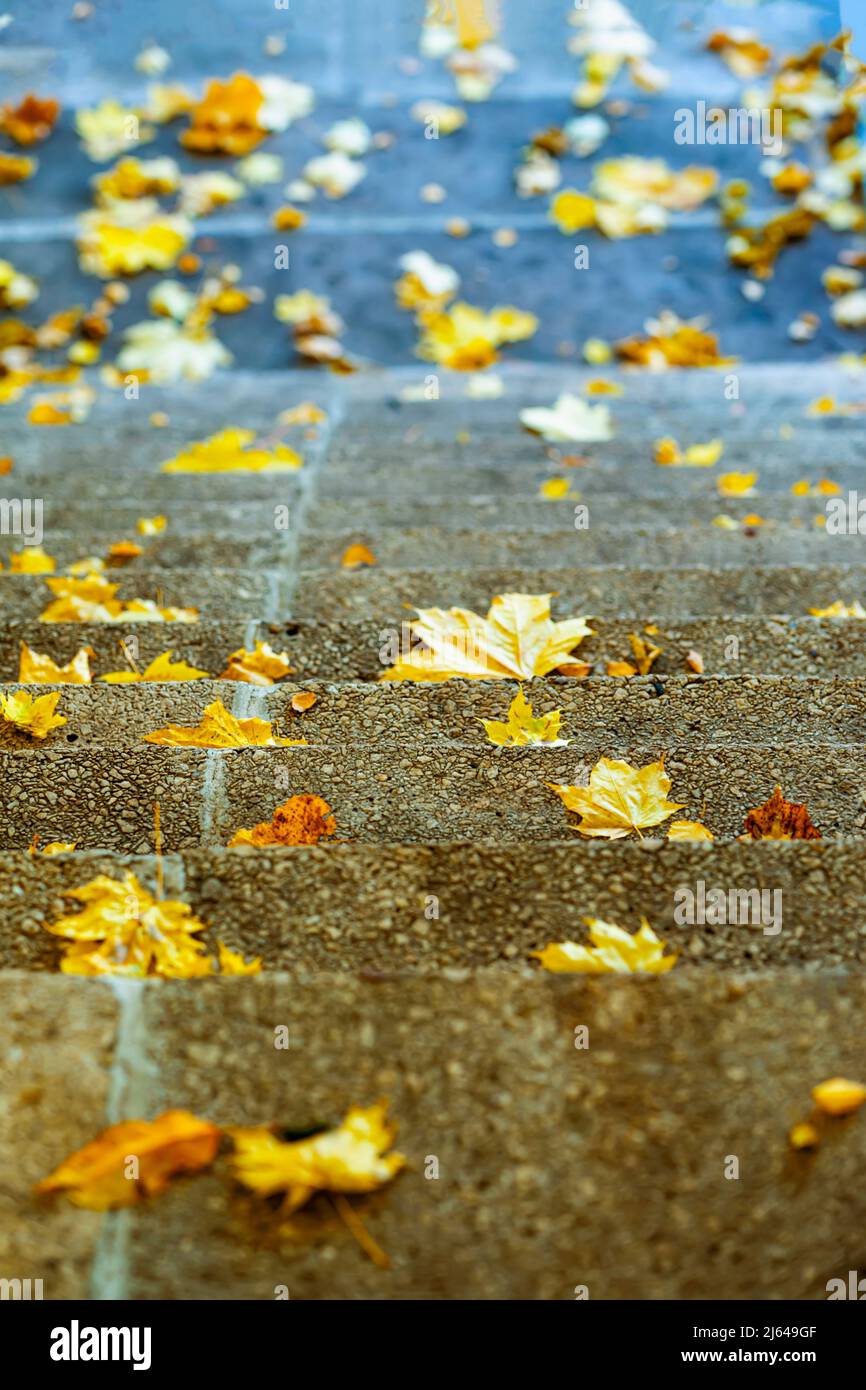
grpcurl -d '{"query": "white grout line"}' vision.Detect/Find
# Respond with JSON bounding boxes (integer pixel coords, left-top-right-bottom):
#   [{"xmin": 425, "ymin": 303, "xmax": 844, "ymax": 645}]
[
  {"xmin": 89, "ymin": 979, "xmax": 157, "ymax": 1301},
  {"xmin": 200, "ymin": 749, "xmax": 228, "ymax": 846}
]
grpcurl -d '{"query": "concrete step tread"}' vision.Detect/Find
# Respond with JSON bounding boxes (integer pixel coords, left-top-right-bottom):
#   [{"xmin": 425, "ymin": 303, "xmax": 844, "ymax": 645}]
[{"xmin": 4, "ymin": 968, "xmax": 866, "ymax": 1299}]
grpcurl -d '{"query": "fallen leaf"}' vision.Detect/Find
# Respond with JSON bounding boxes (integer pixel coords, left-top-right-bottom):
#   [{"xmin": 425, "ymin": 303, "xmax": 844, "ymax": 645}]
[
  {"xmin": 539, "ymin": 477, "xmax": 571, "ymax": 499},
  {"xmin": 717, "ymin": 470, "xmax": 757, "ymax": 497},
  {"xmin": 481, "ymin": 688, "xmax": 567, "ymax": 746},
  {"xmin": 381, "ymin": 592, "xmax": 593, "ymax": 681},
  {"xmin": 549, "ymin": 755, "xmax": 684, "ymax": 838},
  {"xmin": 144, "ymin": 697, "xmax": 304, "ymax": 748},
  {"xmin": 136, "ymin": 514, "xmax": 167, "ymax": 537},
  {"xmin": 416, "ymin": 302, "xmax": 537, "ymax": 371},
  {"xmin": 35, "ymin": 1110, "xmax": 221, "ymax": 1209},
  {"xmin": 809, "ymin": 600, "xmax": 866, "ymax": 618},
  {"xmin": 220, "ymin": 640, "xmax": 293, "ymax": 684},
  {"xmin": 18, "ymin": 642, "xmax": 92, "ymax": 684},
  {"xmin": 290, "ymin": 691, "xmax": 318, "ymax": 712},
  {"xmin": 230, "ymin": 1100, "xmax": 405, "ymax": 1213},
  {"xmin": 667, "ymin": 819, "xmax": 714, "ymax": 841},
  {"xmin": 606, "ymin": 660, "xmax": 637, "ymax": 677},
  {"xmin": 9, "ymin": 546, "xmax": 56, "ymax": 574},
  {"xmin": 533, "ymin": 917, "xmax": 677, "ymax": 974},
  {"xmin": 1, "ymin": 93, "xmax": 60, "ymax": 145},
  {"xmin": 743, "ymin": 786, "xmax": 821, "ymax": 840},
  {"xmin": 627, "ymin": 631, "xmax": 662, "ymax": 675},
  {"xmin": 40, "ymin": 574, "xmax": 198, "ymax": 624},
  {"xmin": 341, "ymin": 542, "xmax": 377, "ymax": 568},
  {"xmin": 685, "ymin": 649, "xmax": 704, "ymax": 673},
  {"xmin": 789, "ymin": 1122, "xmax": 820, "ymax": 1150},
  {"xmin": 520, "ymin": 394, "xmax": 613, "ymax": 442},
  {"xmin": 229, "ymin": 794, "xmax": 336, "ymax": 846},
  {"xmin": 616, "ymin": 313, "xmax": 736, "ymax": 369},
  {"xmin": 101, "ymin": 651, "xmax": 209, "ymax": 683},
  {"xmin": 216, "ymin": 942, "xmax": 263, "ymax": 975},
  {"xmin": 812, "ymin": 1077, "xmax": 866, "ymax": 1116},
  {"xmin": 161, "ymin": 428, "xmax": 302, "ymax": 473},
  {"xmin": 1, "ymin": 689, "xmax": 66, "ymax": 739}
]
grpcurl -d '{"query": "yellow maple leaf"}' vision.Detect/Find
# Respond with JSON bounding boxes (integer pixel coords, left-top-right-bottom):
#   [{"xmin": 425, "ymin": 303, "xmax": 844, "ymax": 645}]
[
  {"xmin": 1, "ymin": 689, "xmax": 66, "ymax": 739},
  {"xmin": 220, "ymin": 640, "xmax": 293, "ymax": 684},
  {"xmin": 136, "ymin": 514, "xmax": 167, "ymax": 536},
  {"xmin": 481, "ymin": 688, "xmax": 567, "ymax": 746},
  {"xmin": 229, "ymin": 794, "xmax": 337, "ymax": 846},
  {"xmin": 101, "ymin": 650, "xmax": 209, "ymax": 683},
  {"xmin": 35, "ymin": 1110, "xmax": 221, "ymax": 1210},
  {"xmin": 381, "ymin": 592, "xmax": 593, "ymax": 682},
  {"xmin": 549, "ymin": 755, "xmax": 684, "ymax": 838},
  {"xmin": 616, "ymin": 314, "xmax": 736, "ymax": 369},
  {"xmin": 180, "ymin": 73, "xmax": 267, "ymax": 156},
  {"xmin": 18, "ymin": 641, "xmax": 92, "ymax": 684},
  {"xmin": 667, "ymin": 819, "xmax": 714, "ymax": 841},
  {"xmin": 161, "ymin": 427, "xmax": 302, "ymax": 473},
  {"xmin": 549, "ymin": 189, "xmax": 597, "ymax": 234},
  {"xmin": 77, "ymin": 204, "xmax": 191, "ymax": 278},
  {"xmin": 230, "ymin": 1100, "xmax": 405, "ymax": 1213},
  {"xmin": 533, "ymin": 917, "xmax": 677, "ymax": 974},
  {"xmin": 30, "ymin": 838, "xmax": 77, "ymax": 856},
  {"xmin": 143, "ymin": 696, "xmax": 304, "ymax": 747}
]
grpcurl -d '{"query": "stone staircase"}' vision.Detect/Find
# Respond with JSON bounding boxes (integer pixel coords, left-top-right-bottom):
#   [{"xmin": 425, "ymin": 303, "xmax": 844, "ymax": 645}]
[{"xmin": 3, "ymin": 361, "xmax": 866, "ymax": 1299}]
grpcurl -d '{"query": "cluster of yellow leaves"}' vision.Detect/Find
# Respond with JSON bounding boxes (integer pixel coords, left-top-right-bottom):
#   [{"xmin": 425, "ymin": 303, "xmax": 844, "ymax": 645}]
[
  {"xmin": 726, "ymin": 208, "xmax": 816, "ymax": 280},
  {"xmin": 742, "ymin": 786, "xmax": 822, "ymax": 840},
  {"xmin": 481, "ymin": 688, "xmax": 567, "ymax": 747},
  {"xmin": 3, "ymin": 545, "xmax": 56, "ymax": 573},
  {"xmin": 35, "ymin": 1110, "xmax": 221, "ymax": 1210},
  {"xmin": 230, "ymin": 794, "xmax": 337, "ymax": 847},
  {"xmin": 533, "ymin": 918, "xmax": 677, "ymax": 975},
  {"xmin": 550, "ymin": 159, "xmax": 717, "ymax": 239},
  {"xmin": 616, "ymin": 313, "xmax": 737, "ymax": 369},
  {"xmin": 161, "ymin": 428, "xmax": 302, "ymax": 473},
  {"xmin": 1, "ymin": 93, "xmax": 60, "ymax": 145},
  {"xmin": 144, "ymin": 697, "xmax": 303, "ymax": 747},
  {"xmin": 37, "ymin": 1100, "xmax": 404, "ymax": 1245},
  {"xmin": 274, "ymin": 291, "xmax": 355, "ymax": 373},
  {"xmin": 219, "ymin": 640, "xmax": 293, "ymax": 684},
  {"xmin": 654, "ymin": 437, "xmax": 724, "ymax": 467},
  {"xmin": 0, "ymin": 689, "xmax": 66, "ymax": 739},
  {"xmin": 39, "ymin": 574, "xmax": 198, "ymax": 624},
  {"xmin": 416, "ymin": 302, "xmax": 537, "ymax": 371},
  {"xmin": 381, "ymin": 593, "xmax": 592, "ymax": 682},
  {"xmin": 550, "ymin": 756, "xmax": 684, "ymax": 838},
  {"xmin": 44, "ymin": 871, "xmax": 261, "ymax": 978}
]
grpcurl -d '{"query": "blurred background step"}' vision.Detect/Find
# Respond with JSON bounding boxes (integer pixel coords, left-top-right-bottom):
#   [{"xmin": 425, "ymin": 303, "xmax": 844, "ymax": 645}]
[{"xmin": 7, "ymin": 969, "xmax": 865, "ymax": 1300}]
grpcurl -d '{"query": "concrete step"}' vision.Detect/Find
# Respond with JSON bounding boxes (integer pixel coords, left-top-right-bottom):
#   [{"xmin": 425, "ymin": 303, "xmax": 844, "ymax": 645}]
[
  {"xmin": 2, "ymin": 742, "xmax": 864, "ymax": 849},
  {"xmin": 2, "ymin": 614, "xmax": 864, "ymax": 680},
  {"xmin": 3, "ymin": 842, "xmax": 865, "ymax": 974},
  {"xmin": 7, "ymin": 676, "xmax": 866, "ymax": 750},
  {"xmin": 292, "ymin": 563, "xmax": 866, "ymax": 620},
  {"xmin": 7, "ymin": 970, "xmax": 866, "ymax": 1299},
  {"xmin": 0, "ymin": 570, "xmax": 280, "ymax": 621},
  {"xmin": 297, "ymin": 527, "xmax": 866, "ymax": 570}
]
